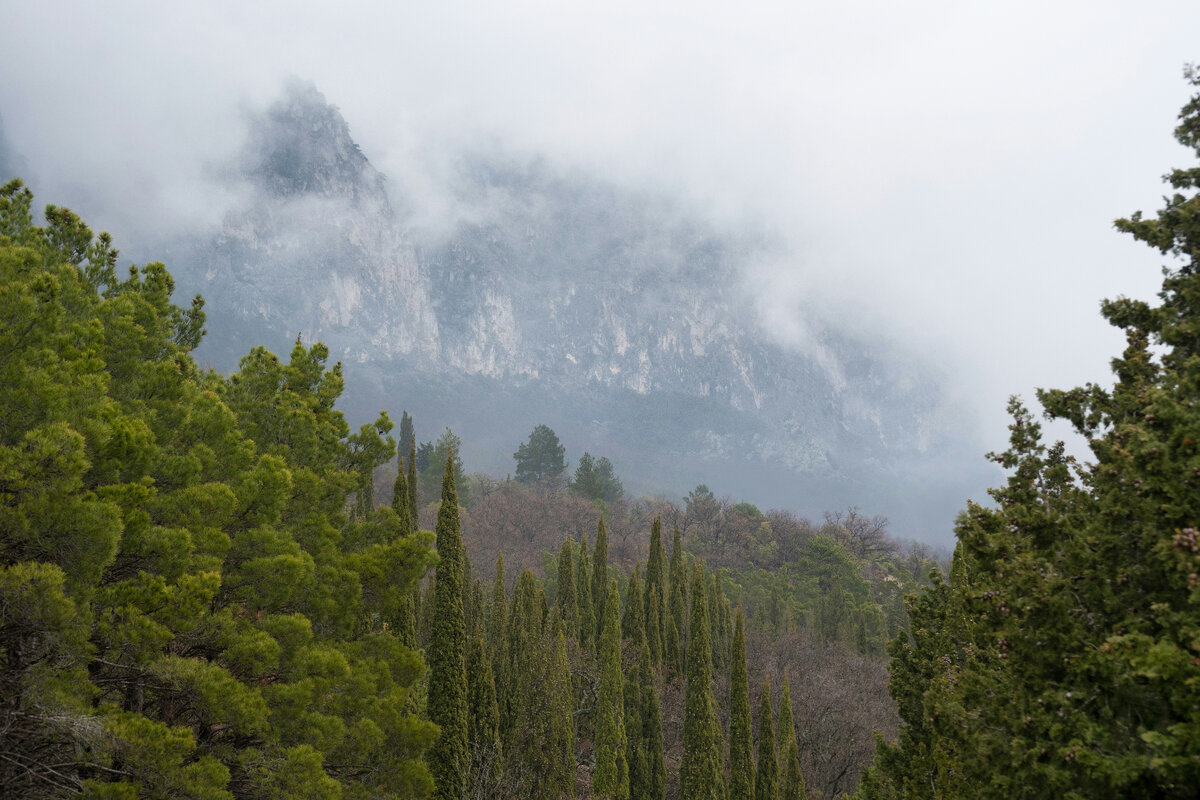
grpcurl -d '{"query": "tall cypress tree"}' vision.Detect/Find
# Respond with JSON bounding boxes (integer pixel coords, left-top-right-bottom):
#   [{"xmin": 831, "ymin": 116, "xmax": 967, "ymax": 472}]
[
  {"xmin": 577, "ymin": 532, "xmax": 595, "ymax": 650},
  {"xmin": 638, "ymin": 645, "xmax": 667, "ymax": 800},
  {"xmin": 680, "ymin": 563, "xmax": 723, "ymax": 800},
  {"xmin": 488, "ymin": 552, "xmax": 507, "ymax": 665},
  {"xmin": 755, "ymin": 677, "xmax": 778, "ymax": 800},
  {"xmin": 644, "ymin": 515, "xmax": 667, "ymax": 665},
  {"xmin": 556, "ymin": 538, "xmax": 578, "ymax": 636},
  {"xmin": 645, "ymin": 585, "xmax": 664, "ymax": 675},
  {"xmin": 466, "ymin": 627, "xmax": 501, "ymax": 799},
  {"xmin": 407, "ymin": 438, "xmax": 419, "ymax": 533},
  {"xmin": 427, "ymin": 452, "xmax": 468, "ymax": 800},
  {"xmin": 595, "ymin": 579, "xmax": 630, "ymax": 799},
  {"xmin": 667, "ymin": 526, "xmax": 687, "ymax": 677},
  {"xmin": 392, "ymin": 456, "xmax": 413, "ymax": 534},
  {"xmin": 777, "ymin": 673, "xmax": 806, "ymax": 800},
  {"xmin": 593, "ymin": 517, "xmax": 610, "ymax": 648},
  {"xmin": 389, "ymin": 459, "xmax": 416, "ymax": 647},
  {"xmin": 623, "ymin": 565, "xmax": 645, "ymax": 643},
  {"xmin": 728, "ymin": 607, "xmax": 754, "ymax": 800}
]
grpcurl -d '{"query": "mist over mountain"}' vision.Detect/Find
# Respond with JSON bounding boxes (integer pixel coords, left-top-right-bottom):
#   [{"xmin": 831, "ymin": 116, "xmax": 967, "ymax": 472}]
[{"xmin": 123, "ymin": 81, "xmax": 998, "ymax": 539}]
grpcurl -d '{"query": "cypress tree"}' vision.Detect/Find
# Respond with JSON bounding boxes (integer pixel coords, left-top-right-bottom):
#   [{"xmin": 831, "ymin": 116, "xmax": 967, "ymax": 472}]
[
  {"xmin": 644, "ymin": 515, "xmax": 667, "ymax": 665},
  {"xmin": 638, "ymin": 646, "xmax": 667, "ymax": 800},
  {"xmin": 595, "ymin": 579, "xmax": 630, "ymax": 799},
  {"xmin": 680, "ymin": 562, "xmax": 723, "ymax": 800},
  {"xmin": 755, "ymin": 677, "xmax": 778, "ymax": 800},
  {"xmin": 623, "ymin": 565, "xmax": 645, "ymax": 644},
  {"xmin": 546, "ymin": 631, "xmax": 577, "ymax": 800},
  {"xmin": 392, "ymin": 456, "xmax": 413, "ymax": 534},
  {"xmin": 407, "ymin": 439, "xmax": 418, "ymax": 533},
  {"xmin": 427, "ymin": 452, "xmax": 468, "ymax": 800},
  {"xmin": 665, "ymin": 614, "xmax": 682, "ymax": 682},
  {"xmin": 389, "ymin": 458, "xmax": 417, "ymax": 647},
  {"xmin": 466, "ymin": 628, "xmax": 501, "ymax": 798},
  {"xmin": 728, "ymin": 607, "xmax": 754, "ymax": 800},
  {"xmin": 667, "ymin": 526, "xmax": 687, "ymax": 676},
  {"xmin": 556, "ymin": 538, "xmax": 578, "ymax": 636},
  {"xmin": 777, "ymin": 673, "xmax": 806, "ymax": 800},
  {"xmin": 577, "ymin": 532, "xmax": 595, "ymax": 650},
  {"xmin": 419, "ymin": 574, "xmax": 436, "ymax": 649},
  {"xmin": 489, "ymin": 552, "xmax": 506, "ymax": 659},
  {"xmin": 626, "ymin": 614, "xmax": 648, "ymax": 800},
  {"xmin": 645, "ymin": 585, "xmax": 664, "ymax": 674},
  {"xmin": 593, "ymin": 517, "xmax": 610, "ymax": 648}
]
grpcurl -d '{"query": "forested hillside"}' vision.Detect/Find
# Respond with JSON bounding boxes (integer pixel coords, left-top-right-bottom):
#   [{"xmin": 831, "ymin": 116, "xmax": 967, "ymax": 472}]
[{"xmin": 0, "ymin": 175, "xmax": 928, "ymax": 799}]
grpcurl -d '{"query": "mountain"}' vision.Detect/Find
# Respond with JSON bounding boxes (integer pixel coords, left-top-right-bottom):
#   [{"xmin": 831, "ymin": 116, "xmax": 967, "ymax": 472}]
[{"xmin": 159, "ymin": 79, "xmax": 990, "ymax": 539}]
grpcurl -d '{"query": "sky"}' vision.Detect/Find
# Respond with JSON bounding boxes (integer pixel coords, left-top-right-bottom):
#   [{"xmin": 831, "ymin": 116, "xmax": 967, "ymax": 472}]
[{"xmin": 3, "ymin": 0, "xmax": 1199, "ymax": 453}]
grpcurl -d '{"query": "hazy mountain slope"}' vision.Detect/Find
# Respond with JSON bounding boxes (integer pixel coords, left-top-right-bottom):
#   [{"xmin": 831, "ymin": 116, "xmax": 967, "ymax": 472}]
[{"xmin": 161, "ymin": 80, "xmax": 989, "ymax": 539}]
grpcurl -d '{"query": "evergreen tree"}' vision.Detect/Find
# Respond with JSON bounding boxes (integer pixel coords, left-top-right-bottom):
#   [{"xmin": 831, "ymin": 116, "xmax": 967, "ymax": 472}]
[
  {"xmin": 778, "ymin": 674, "xmax": 806, "ymax": 800},
  {"xmin": 645, "ymin": 585, "xmax": 664, "ymax": 674},
  {"xmin": 466, "ymin": 628, "xmax": 502, "ymax": 798},
  {"xmin": 398, "ymin": 410, "xmax": 415, "ymax": 465},
  {"xmin": 680, "ymin": 563, "xmax": 723, "ymax": 800},
  {"xmin": 593, "ymin": 516, "xmax": 610, "ymax": 647},
  {"xmin": 556, "ymin": 538, "xmax": 579, "ymax": 636},
  {"xmin": 856, "ymin": 69, "xmax": 1200, "ymax": 800},
  {"xmin": 623, "ymin": 565, "xmax": 645, "ymax": 644},
  {"xmin": 638, "ymin": 645, "xmax": 667, "ymax": 800},
  {"xmin": 578, "ymin": 532, "xmax": 595, "ymax": 649},
  {"xmin": 644, "ymin": 516, "xmax": 667, "ymax": 665},
  {"xmin": 755, "ymin": 678, "xmax": 779, "ymax": 800},
  {"xmin": 667, "ymin": 527, "xmax": 688, "ymax": 677},
  {"xmin": 571, "ymin": 452, "xmax": 624, "ymax": 502},
  {"xmin": 393, "ymin": 455, "xmax": 414, "ymax": 534},
  {"xmin": 489, "ymin": 551, "xmax": 507, "ymax": 663},
  {"xmin": 427, "ymin": 452, "xmax": 469, "ymax": 800},
  {"xmin": 595, "ymin": 579, "xmax": 631, "ymax": 799},
  {"xmin": 729, "ymin": 607, "xmax": 755, "ymax": 800},
  {"xmin": 407, "ymin": 438, "xmax": 419, "ymax": 533},
  {"xmin": 513, "ymin": 423, "xmax": 567, "ymax": 485}
]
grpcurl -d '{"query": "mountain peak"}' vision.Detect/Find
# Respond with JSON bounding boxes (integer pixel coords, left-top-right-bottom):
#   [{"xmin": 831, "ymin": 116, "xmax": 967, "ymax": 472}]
[{"xmin": 243, "ymin": 77, "xmax": 386, "ymax": 206}]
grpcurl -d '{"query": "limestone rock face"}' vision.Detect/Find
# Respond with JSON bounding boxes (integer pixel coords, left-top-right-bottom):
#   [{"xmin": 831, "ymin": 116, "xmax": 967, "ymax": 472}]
[{"xmin": 170, "ymin": 80, "xmax": 987, "ymax": 536}]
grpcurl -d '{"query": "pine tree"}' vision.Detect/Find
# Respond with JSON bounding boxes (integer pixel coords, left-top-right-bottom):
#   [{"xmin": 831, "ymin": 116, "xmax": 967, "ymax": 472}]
[
  {"xmin": 777, "ymin": 673, "xmax": 806, "ymax": 800},
  {"xmin": 593, "ymin": 517, "xmax": 610, "ymax": 648},
  {"xmin": 556, "ymin": 538, "xmax": 578, "ymax": 636},
  {"xmin": 427, "ymin": 452, "xmax": 468, "ymax": 800},
  {"xmin": 595, "ymin": 579, "xmax": 631, "ymax": 799},
  {"xmin": 398, "ymin": 410, "xmax": 415, "ymax": 466},
  {"xmin": 755, "ymin": 677, "xmax": 778, "ymax": 800},
  {"xmin": 680, "ymin": 562, "xmax": 723, "ymax": 800},
  {"xmin": 728, "ymin": 607, "xmax": 754, "ymax": 800},
  {"xmin": 644, "ymin": 516, "xmax": 667, "ymax": 666}
]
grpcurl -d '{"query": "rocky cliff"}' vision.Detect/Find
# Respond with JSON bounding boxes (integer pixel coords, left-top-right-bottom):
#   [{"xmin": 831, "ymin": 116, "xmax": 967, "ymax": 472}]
[{"xmin": 167, "ymin": 80, "xmax": 989, "ymax": 538}]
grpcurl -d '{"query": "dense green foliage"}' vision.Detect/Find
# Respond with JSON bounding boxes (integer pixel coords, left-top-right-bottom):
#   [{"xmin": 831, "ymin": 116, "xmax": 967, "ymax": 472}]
[
  {"xmin": 755, "ymin": 677, "xmax": 779, "ymax": 800},
  {"xmin": 0, "ymin": 178, "xmax": 437, "ymax": 799},
  {"xmin": 513, "ymin": 424, "xmax": 567, "ymax": 486},
  {"xmin": 680, "ymin": 564, "xmax": 723, "ymax": 800},
  {"xmin": 855, "ymin": 69, "xmax": 1200, "ymax": 799},
  {"xmin": 427, "ymin": 455, "xmax": 469, "ymax": 800},
  {"xmin": 729, "ymin": 608, "xmax": 755, "ymax": 800},
  {"xmin": 570, "ymin": 452, "xmax": 623, "ymax": 503}
]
